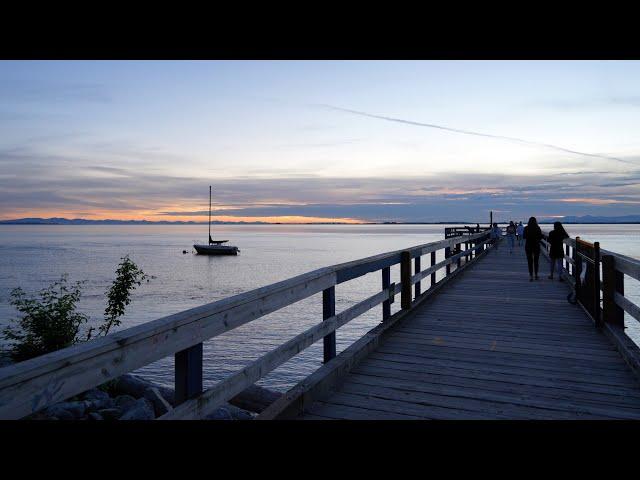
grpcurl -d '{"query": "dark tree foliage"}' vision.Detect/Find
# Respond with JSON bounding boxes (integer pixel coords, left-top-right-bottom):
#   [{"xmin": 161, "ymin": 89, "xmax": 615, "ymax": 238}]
[
  {"xmin": 2, "ymin": 256, "xmax": 150, "ymax": 362},
  {"xmin": 3, "ymin": 276, "xmax": 89, "ymax": 362},
  {"xmin": 97, "ymin": 255, "xmax": 149, "ymax": 338}
]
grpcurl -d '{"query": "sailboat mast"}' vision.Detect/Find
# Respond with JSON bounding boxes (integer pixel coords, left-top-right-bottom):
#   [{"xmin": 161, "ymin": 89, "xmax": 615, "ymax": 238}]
[{"xmin": 209, "ymin": 185, "xmax": 212, "ymax": 242}]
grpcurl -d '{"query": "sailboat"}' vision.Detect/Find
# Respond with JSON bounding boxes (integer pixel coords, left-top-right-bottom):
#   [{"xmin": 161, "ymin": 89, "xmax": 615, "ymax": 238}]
[{"xmin": 193, "ymin": 186, "xmax": 239, "ymax": 255}]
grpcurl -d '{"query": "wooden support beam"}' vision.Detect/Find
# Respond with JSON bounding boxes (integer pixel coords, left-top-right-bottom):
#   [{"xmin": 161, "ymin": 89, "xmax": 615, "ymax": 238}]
[
  {"xmin": 401, "ymin": 251, "xmax": 412, "ymax": 310},
  {"xmin": 594, "ymin": 242, "xmax": 603, "ymax": 329},
  {"xmin": 414, "ymin": 256, "xmax": 421, "ymax": 298},
  {"xmin": 381, "ymin": 266, "xmax": 391, "ymax": 321},
  {"xmin": 445, "ymin": 247, "xmax": 451, "ymax": 275},
  {"xmin": 602, "ymin": 255, "xmax": 624, "ymax": 328},
  {"xmin": 430, "ymin": 251, "xmax": 436, "ymax": 287},
  {"xmin": 323, "ymin": 286, "xmax": 336, "ymax": 363},
  {"xmin": 175, "ymin": 343, "xmax": 203, "ymax": 405}
]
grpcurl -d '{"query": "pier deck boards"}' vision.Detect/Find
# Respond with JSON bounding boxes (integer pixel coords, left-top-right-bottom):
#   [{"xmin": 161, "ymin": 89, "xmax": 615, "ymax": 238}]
[{"xmin": 300, "ymin": 241, "xmax": 640, "ymax": 419}]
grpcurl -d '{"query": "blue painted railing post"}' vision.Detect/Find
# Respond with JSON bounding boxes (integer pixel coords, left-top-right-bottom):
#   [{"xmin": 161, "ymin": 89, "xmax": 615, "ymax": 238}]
[
  {"xmin": 323, "ymin": 286, "xmax": 336, "ymax": 362},
  {"xmin": 175, "ymin": 343, "xmax": 203, "ymax": 405}
]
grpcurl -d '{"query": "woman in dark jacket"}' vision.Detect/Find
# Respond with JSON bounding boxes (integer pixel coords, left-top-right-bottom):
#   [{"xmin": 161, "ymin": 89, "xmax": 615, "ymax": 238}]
[
  {"xmin": 547, "ymin": 221, "xmax": 569, "ymax": 281},
  {"xmin": 523, "ymin": 216, "xmax": 543, "ymax": 281}
]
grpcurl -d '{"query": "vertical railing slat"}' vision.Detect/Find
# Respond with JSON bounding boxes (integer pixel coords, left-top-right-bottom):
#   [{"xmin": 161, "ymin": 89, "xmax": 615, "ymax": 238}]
[
  {"xmin": 401, "ymin": 251, "xmax": 412, "ymax": 310},
  {"xmin": 594, "ymin": 241, "xmax": 602, "ymax": 328},
  {"xmin": 430, "ymin": 251, "xmax": 436, "ymax": 287},
  {"xmin": 382, "ymin": 266, "xmax": 391, "ymax": 321},
  {"xmin": 175, "ymin": 343, "xmax": 203, "ymax": 405},
  {"xmin": 323, "ymin": 286, "xmax": 336, "ymax": 362},
  {"xmin": 414, "ymin": 255, "xmax": 421, "ymax": 298},
  {"xmin": 602, "ymin": 255, "xmax": 624, "ymax": 328}
]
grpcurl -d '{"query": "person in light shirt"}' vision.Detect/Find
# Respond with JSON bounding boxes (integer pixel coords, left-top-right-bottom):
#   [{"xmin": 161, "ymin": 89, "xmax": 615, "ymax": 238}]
[
  {"xmin": 490, "ymin": 223, "xmax": 502, "ymax": 250},
  {"xmin": 516, "ymin": 221, "xmax": 524, "ymax": 246}
]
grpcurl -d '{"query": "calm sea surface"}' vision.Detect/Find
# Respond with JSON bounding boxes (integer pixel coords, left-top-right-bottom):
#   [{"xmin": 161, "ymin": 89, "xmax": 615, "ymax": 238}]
[{"xmin": 1, "ymin": 224, "xmax": 639, "ymax": 392}]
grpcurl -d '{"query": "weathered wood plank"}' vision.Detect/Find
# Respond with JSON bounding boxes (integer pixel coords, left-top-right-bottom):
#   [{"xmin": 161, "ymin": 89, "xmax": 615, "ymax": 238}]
[
  {"xmin": 353, "ymin": 360, "xmax": 640, "ymax": 405},
  {"xmin": 343, "ymin": 373, "xmax": 640, "ymax": 420},
  {"xmin": 352, "ymin": 361, "xmax": 640, "ymax": 413}
]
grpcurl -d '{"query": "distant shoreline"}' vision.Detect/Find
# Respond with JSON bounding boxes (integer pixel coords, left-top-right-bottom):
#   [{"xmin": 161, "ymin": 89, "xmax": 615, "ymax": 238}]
[{"xmin": 2, "ymin": 219, "xmax": 640, "ymax": 226}]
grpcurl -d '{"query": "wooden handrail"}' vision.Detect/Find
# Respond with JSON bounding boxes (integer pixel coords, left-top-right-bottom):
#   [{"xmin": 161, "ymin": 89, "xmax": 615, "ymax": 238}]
[{"xmin": 0, "ymin": 230, "xmax": 490, "ymax": 419}]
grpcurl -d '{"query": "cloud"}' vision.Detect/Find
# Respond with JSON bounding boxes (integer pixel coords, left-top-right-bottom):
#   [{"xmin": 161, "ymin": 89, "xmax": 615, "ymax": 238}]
[
  {"xmin": 0, "ymin": 80, "xmax": 112, "ymax": 104},
  {"xmin": 318, "ymin": 104, "xmax": 640, "ymax": 167},
  {"xmin": 2, "ymin": 143, "xmax": 640, "ymax": 222}
]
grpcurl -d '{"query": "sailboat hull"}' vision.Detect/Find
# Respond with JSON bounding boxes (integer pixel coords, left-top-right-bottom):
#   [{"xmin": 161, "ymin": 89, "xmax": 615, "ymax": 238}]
[{"xmin": 194, "ymin": 244, "xmax": 239, "ymax": 255}]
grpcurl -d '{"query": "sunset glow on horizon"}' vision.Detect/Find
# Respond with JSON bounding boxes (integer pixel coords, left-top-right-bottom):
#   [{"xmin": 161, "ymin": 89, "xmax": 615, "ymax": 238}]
[{"xmin": 2, "ymin": 60, "xmax": 640, "ymax": 223}]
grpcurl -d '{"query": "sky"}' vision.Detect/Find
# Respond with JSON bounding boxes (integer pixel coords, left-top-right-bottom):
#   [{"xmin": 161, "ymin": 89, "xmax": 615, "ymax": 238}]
[{"xmin": 1, "ymin": 60, "xmax": 640, "ymax": 223}]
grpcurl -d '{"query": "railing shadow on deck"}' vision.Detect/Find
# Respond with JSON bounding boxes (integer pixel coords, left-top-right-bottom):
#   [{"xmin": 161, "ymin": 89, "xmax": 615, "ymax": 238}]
[{"xmin": 0, "ymin": 230, "xmax": 492, "ymax": 420}]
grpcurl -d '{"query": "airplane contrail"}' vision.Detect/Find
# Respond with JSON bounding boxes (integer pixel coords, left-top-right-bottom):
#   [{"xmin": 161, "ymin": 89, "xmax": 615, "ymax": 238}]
[{"xmin": 318, "ymin": 104, "xmax": 638, "ymax": 166}]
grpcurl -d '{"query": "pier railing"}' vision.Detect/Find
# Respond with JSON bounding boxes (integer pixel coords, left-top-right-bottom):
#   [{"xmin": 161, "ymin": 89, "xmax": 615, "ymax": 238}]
[
  {"xmin": 0, "ymin": 230, "xmax": 491, "ymax": 420},
  {"xmin": 540, "ymin": 231, "xmax": 640, "ymax": 378}
]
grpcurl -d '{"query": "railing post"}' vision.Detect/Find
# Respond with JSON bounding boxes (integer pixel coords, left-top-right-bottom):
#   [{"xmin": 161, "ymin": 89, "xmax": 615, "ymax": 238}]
[
  {"xmin": 573, "ymin": 237, "xmax": 580, "ymax": 286},
  {"xmin": 602, "ymin": 254, "xmax": 624, "ymax": 328},
  {"xmin": 456, "ymin": 243, "xmax": 461, "ymax": 268},
  {"xmin": 175, "ymin": 343, "xmax": 203, "ymax": 405},
  {"xmin": 323, "ymin": 286, "xmax": 336, "ymax": 363},
  {"xmin": 565, "ymin": 243, "xmax": 570, "ymax": 275},
  {"xmin": 445, "ymin": 246, "xmax": 451, "ymax": 275},
  {"xmin": 382, "ymin": 266, "xmax": 391, "ymax": 321},
  {"xmin": 430, "ymin": 251, "xmax": 436, "ymax": 287},
  {"xmin": 594, "ymin": 242, "xmax": 602, "ymax": 328},
  {"xmin": 401, "ymin": 251, "xmax": 412, "ymax": 310},
  {"xmin": 414, "ymin": 255, "xmax": 421, "ymax": 298}
]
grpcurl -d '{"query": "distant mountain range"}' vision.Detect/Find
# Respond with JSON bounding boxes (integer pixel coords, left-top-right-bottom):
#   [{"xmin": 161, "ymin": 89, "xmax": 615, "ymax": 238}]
[
  {"xmin": 1, "ymin": 215, "xmax": 640, "ymax": 225},
  {"xmin": 0, "ymin": 217, "xmax": 269, "ymax": 225}
]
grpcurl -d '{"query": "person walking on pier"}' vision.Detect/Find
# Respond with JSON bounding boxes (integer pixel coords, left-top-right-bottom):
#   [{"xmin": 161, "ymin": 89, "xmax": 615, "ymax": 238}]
[
  {"xmin": 516, "ymin": 221, "xmax": 524, "ymax": 246},
  {"xmin": 506, "ymin": 221, "xmax": 516, "ymax": 254},
  {"xmin": 490, "ymin": 222, "xmax": 502, "ymax": 250},
  {"xmin": 523, "ymin": 216, "xmax": 542, "ymax": 281},
  {"xmin": 548, "ymin": 221, "xmax": 569, "ymax": 281}
]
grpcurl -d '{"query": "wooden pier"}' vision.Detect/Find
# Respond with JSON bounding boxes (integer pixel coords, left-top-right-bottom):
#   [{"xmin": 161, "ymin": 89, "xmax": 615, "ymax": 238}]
[
  {"xmin": 2, "ymin": 226, "xmax": 640, "ymax": 420},
  {"xmin": 295, "ymin": 242, "xmax": 640, "ymax": 420}
]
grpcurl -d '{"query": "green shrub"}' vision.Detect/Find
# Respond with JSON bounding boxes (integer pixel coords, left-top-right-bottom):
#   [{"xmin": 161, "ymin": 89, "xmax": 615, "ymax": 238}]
[{"xmin": 2, "ymin": 255, "xmax": 150, "ymax": 362}]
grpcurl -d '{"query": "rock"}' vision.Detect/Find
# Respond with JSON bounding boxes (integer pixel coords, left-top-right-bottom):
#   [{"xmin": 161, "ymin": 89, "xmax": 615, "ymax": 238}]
[
  {"xmin": 205, "ymin": 403, "xmax": 254, "ymax": 421},
  {"xmin": 229, "ymin": 385, "xmax": 281, "ymax": 413},
  {"xmin": 98, "ymin": 408, "xmax": 122, "ymax": 420},
  {"xmin": 45, "ymin": 401, "xmax": 86, "ymax": 419},
  {"xmin": 113, "ymin": 374, "xmax": 175, "ymax": 406},
  {"xmin": 114, "ymin": 395, "xmax": 137, "ymax": 410},
  {"xmin": 85, "ymin": 397, "xmax": 115, "ymax": 412},
  {"xmin": 88, "ymin": 412, "xmax": 104, "ymax": 421},
  {"xmin": 83, "ymin": 388, "xmax": 110, "ymax": 402},
  {"xmin": 119, "ymin": 398, "xmax": 155, "ymax": 420},
  {"xmin": 143, "ymin": 387, "xmax": 173, "ymax": 417}
]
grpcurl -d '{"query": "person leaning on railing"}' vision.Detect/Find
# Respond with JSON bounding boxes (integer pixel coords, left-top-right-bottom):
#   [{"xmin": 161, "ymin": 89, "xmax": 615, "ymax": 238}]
[{"xmin": 547, "ymin": 221, "xmax": 569, "ymax": 281}]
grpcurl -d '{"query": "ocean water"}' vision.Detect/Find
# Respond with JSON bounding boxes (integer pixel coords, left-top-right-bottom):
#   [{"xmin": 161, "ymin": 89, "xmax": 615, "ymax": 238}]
[{"xmin": 1, "ymin": 223, "xmax": 639, "ymax": 392}]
